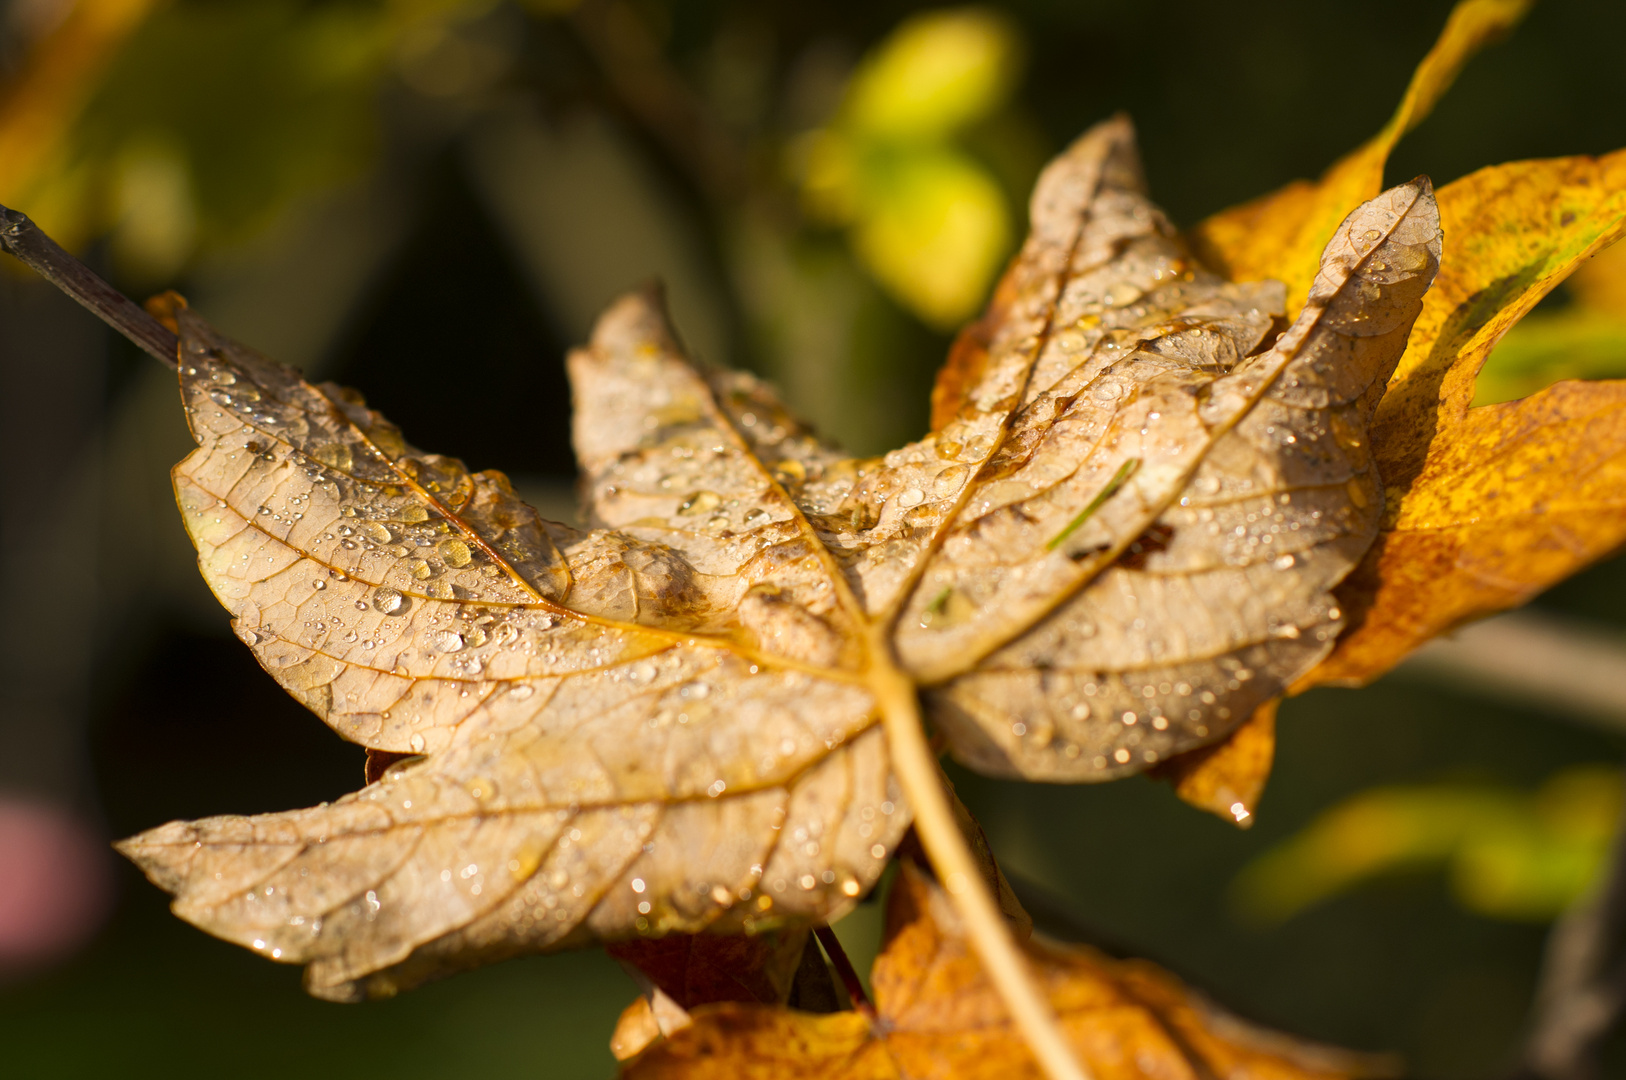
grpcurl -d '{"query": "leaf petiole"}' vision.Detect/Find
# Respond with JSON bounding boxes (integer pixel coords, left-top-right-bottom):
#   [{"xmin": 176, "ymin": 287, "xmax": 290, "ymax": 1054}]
[{"xmin": 1046, "ymin": 457, "xmax": 1141, "ymax": 551}]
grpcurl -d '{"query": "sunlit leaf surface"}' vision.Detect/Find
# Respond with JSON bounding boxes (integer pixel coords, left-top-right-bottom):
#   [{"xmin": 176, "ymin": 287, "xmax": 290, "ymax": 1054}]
[{"xmin": 119, "ymin": 117, "xmax": 1441, "ymax": 1002}]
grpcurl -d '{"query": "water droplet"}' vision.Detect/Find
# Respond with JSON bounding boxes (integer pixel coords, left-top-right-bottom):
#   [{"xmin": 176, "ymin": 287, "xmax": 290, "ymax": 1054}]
[
  {"xmin": 1274, "ymin": 553, "xmax": 1297, "ymax": 570},
  {"xmin": 678, "ymin": 490, "xmax": 721, "ymax": 516},
  {"xmin": 896, "ymin": 488, "xmax": 924, "ymax": 508},
  {"xmin": 932, "ymin": 465, "xmax": 969, "ymax": 496},
  {"xmin": 361, "ymin": 521, "xmax": 391, "ymax": 544},
  {"xmin": 373, "ymin": 588, "xmax": 405, "ymax": 614},
  {"xmin": 313, "ymin": 443, "xmax": 354, "ymax": 471},
  {"xmin": 432, "ymin": 630, "xmax": 465, "ymax": 653},
  {"xmin": 960, "ymin": 433, "xmax": 995, "ymax": 461},
  {"xmin": 410, "ymin": 558, "xmax": 432, "ymax": 580},
  {"xmin": 439, "ymin": 538, "xmax": 472, "ymax": 567},
  {"xmin": 409, "ymin": 733, "xmax": 426, "ymax": 753}
]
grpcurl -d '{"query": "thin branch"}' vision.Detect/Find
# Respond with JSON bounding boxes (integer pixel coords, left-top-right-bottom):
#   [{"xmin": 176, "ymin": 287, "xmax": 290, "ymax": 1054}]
[
  {"xmin": 1398, "ymin": 610, "xmax": 1626, "ymax": 736},
  {"xmin": 568, "ymin": 0, "xmax": 748, "ymax": 205},
  {"xmin": 813, "ymin": 925, "xmax": 875, "ymax": 1021},
  {"xmin": 1515, "ymin": 756, "xmax": 1626, "ymax": 1080},
  {"xmin": 0, "ymin": 203, "xmax": 177, "ymax": 368}
]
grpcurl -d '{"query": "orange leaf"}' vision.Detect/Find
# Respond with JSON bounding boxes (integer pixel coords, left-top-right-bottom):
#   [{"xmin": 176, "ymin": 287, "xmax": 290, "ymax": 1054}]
[
  {"xmin": 1153, "ymin": 701, "xmax": 1277, "ymax": 828},
  {"xmin": 1303, "ymin": 152, "xmax": 1626, "ymax": 687},
  {"xmin": 622, "ymin": 864, "xmax": 1396, "ymax": 1079},
  {"xmin": 1311, "ymin": 379, "xmax": 1626, "ymax": 687}
]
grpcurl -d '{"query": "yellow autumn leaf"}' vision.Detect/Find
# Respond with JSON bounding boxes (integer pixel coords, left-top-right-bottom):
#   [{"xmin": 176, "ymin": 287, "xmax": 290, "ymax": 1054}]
[
  {"xmin": 1307, "ymin": 151, "xmax": 1626, "ymax": 688},
  {"xmin": 1475, "ymin": 238, "xmax": 1626, "ymax": 405},
  {"xmin": 1187, "ymin": 0, "xmax": 1534, "ymax": 314}
]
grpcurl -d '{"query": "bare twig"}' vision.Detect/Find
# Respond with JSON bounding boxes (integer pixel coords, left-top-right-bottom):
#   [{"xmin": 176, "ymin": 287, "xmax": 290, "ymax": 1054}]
[
  {"xmin": 569, "ymin": 0, "xmax": 748, "ymax": 204},
  {"xmin": 1515, "ymin": 757, "xmax": 1626, "ymax": 1080},
  {"xmin": 813, "ymin": 925, "xmax": 875, "ymax": 1020},
  {"xmin": 1399, "ymin": 611, "xmax": 1626, "ymax": 736},
  {"xmin": 0, "ymin": 204, "xmax": 177, "ymax": 367}
]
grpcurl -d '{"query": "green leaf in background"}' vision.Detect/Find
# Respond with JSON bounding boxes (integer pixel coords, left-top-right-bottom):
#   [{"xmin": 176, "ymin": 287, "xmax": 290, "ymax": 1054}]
[
  {"xmin": 1232, "ymin": 765, "xmax": 1622, "ymax": 924},
  {"xmin": 850, "ymin": 144, "xmax": 1009, "ymax": 330},
  {"xmin": 843, "ymin": 7, "xmax": 1020, "ymax": 142},
  {"xmin": 794, "ymin": 6, "xmax": 1021, "ymax": 330},
  {"xmin": 13, "ymin": 0, "xmax": 396, "ymax": 282},
  {"xmin": 1476, "ymin": 237, "xmax": 1626, "ymax": 404}
]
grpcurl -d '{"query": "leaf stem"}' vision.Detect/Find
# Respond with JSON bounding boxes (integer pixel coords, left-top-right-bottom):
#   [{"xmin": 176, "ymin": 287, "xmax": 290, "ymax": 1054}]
[
  {"xmin": 0, "ymin": 203, "xmax": 178, "ymax": 368},
  {"xmin": 867, "ymin": 633, "xmax": 1090, "ymax": 1080}
]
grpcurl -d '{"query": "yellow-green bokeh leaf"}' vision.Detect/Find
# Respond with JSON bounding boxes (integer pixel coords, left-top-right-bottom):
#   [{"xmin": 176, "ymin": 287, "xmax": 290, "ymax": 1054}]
[
  {"xmin": 10, "ymin": 0, "xmax": 396, "ymax": 264},
  {"xmin": 1473, "ymin": 311, "xmax": 1626, "ymax": 404},
  {"xmin": 1232, "ymin": 766, "xmax": 1621, "ymax": 925},
  {"xmin": 845, "ymin": 7, "xmax": 1020, "ymax": 142},
  {"xmin": 1476, "ymin": 237, "xmax": 1626, "ymax": 404},
  {"xmin": 850, "ymin": 147, "xmax": 1010, "ymax": 329}
]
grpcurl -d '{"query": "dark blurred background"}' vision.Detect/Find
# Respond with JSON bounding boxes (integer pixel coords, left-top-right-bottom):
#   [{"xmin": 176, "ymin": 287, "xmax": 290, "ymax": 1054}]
[{"xmin": 2, "ymin": 1, "xmax": 1626, "ymax": 1077}]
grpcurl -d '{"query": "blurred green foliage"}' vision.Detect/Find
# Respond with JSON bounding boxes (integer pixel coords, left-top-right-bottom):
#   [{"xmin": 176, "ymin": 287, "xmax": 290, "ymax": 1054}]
[
  {"xmin": 1234, "ymin": 765, "xmax": 1622, "ymax": 925},
  {"xmin": 1477, "ymin": 240, "xmax": 1626, "ymax": 404},
  {"xmin": 794, "ymin": 8, "xmax": 1022, "ymax": 327},
  {"xmin": 15, "ymin": 1, "xmax": 393, "ymax": 279}
]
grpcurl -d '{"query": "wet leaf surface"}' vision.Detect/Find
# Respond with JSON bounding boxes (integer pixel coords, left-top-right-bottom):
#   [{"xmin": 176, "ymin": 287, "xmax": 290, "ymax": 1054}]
[{"xmin": 117, "ymin": 108, "xmax": 1445, "ymax": 1001}]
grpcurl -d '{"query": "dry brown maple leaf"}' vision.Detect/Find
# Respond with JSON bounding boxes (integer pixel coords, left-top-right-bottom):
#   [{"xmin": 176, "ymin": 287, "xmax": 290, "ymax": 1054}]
[
  {"xmin": 101, "ymin": 117, "xmax": 1438, "ymax": 1009},
  {"xmin": 621, "ymin": 861, "xmax": 1398, "ymax": 1080},
  {"xmin": 0, "ymin": 107, "xmax": 1407, "ymax": 1080}
]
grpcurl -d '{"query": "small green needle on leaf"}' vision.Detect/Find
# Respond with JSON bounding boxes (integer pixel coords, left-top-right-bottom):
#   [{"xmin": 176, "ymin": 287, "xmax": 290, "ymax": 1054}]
[{"xmin": 1047, "ymin": 458, "xmax": 1141, "ymax": 551}]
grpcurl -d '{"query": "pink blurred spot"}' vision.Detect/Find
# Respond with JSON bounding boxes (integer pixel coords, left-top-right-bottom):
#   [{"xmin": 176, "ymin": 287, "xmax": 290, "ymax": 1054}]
[{"xmin": 0, "ymin": 799, "xmax": 113, "ymax": 973}]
